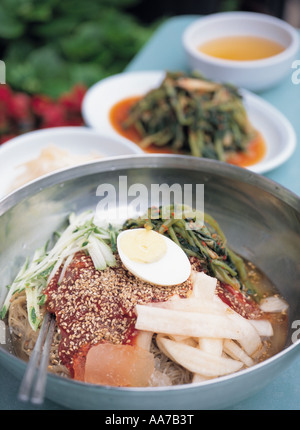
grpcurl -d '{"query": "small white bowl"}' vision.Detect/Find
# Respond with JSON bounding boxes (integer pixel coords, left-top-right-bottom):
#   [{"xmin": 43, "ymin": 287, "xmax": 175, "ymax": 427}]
[
  {"xmin": 182, "ymin": 12, "xmax": 300, "ymax": 91},
  {"xmin": 0, "ymin": 126, "xmax": 143, "ymax": 197}
]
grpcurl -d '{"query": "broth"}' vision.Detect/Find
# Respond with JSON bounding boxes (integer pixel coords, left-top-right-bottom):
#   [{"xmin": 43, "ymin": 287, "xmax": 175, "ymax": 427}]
[
  {"xmin": 198, "ymin": 36, "xmax": 285, "ymax": 61},
  {"xmin": 244, "ymin": 261, "xmax": 289, "ymax": 359}
]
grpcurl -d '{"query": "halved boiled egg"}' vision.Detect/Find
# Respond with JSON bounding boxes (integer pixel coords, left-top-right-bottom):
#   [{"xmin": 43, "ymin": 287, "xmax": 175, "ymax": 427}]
[{"xmin": 117, "ymin": 228, "xmax": 191, "ymax": 286}]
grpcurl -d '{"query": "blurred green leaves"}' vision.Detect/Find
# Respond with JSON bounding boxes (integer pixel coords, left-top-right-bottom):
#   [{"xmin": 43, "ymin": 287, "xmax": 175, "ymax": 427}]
[{"xmin": 0, "ymin": 0, "xmax": 159, "ymax": 97}]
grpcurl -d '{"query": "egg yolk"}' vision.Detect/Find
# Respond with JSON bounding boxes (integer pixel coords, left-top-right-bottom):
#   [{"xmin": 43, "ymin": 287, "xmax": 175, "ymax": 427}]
[{"xmin": 118, "ymin": 229, "xmax": 167, "ymax": 263}]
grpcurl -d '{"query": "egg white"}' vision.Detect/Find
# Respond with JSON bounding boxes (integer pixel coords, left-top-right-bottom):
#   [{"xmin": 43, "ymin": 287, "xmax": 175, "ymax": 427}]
[{"xmin": 117, "ymin": 229, "xmax": 191, "ymax": 286}]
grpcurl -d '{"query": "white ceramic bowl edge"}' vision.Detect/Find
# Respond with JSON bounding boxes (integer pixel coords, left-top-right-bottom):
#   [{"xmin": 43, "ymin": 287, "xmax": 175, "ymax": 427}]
[{"xmin": 182, "ymin": 12, "xmax": 300, "ymax": 91}]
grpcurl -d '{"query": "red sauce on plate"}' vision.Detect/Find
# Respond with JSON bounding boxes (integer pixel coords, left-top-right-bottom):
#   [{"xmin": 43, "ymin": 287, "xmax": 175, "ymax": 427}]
[
  {"xmin": 226, "ymin": 133, "xmax": 266, "ymax": 167},
  {"xmin": 109, "ymin": 96, "xmax": 176, "ymax": 154}
]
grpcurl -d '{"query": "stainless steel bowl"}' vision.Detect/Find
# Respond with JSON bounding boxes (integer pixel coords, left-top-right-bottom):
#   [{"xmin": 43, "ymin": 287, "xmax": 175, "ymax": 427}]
[{"xmin": 0, "ymin": 154, "xmax": 299, "ymax": 410}]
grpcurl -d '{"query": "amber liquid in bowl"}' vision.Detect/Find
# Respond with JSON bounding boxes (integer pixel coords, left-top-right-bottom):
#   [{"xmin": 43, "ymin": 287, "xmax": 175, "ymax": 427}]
[{"xmin": 198, "ymin": 36, "xmax": 285, "ymax": 61}]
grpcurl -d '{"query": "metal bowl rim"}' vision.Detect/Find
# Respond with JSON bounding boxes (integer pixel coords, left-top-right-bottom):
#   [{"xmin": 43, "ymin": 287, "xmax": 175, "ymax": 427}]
[{"xmin": 1, "ymin": 154, "xmax": 300, "ymax": 214}]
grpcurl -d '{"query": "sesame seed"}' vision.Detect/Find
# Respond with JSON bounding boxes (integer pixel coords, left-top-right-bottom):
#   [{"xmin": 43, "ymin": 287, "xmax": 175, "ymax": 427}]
[{"xmin": 45, "ymin": 251, "xmax": 192, "ymax": 369}]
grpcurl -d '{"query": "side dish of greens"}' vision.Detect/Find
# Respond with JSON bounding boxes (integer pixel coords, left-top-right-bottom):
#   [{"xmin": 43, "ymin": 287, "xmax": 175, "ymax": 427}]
[{"xmin": 122, "ymin": 71, "xmax": 256, "ymax": 161}]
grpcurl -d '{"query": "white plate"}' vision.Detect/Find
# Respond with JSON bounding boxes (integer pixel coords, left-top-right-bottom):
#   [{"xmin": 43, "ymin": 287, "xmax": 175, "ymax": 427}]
[
  {"xmin": 0, "ymin": 126, "xmax": 143, "ymax": 199},
  {"xmin": 82, "ymin": 70, "xmax": 296, "ymax": 175}
]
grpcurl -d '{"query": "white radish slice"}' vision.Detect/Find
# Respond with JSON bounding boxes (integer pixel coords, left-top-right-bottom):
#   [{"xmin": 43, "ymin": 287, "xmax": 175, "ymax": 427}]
[
  {"xmin": 249, "ymin": 319, "xmax": 274, "ymax": 337},
  {"xmin": 134, "ymin": 330, "xmax": 153, "ymax": 351},
  {"xmin": 150, "ymin": 296, "xmax": 232, "ymax": 315},
  {"xmin": 259, "ymin": 296, "xmax": 289, "ymax": 313},
  {"xmin": 225, "ymin": 311, "xmax": 262, "ymax": 355},
  {"xmin": 191, "ymin": 270, "xmax": 217, "ymax": 300},
  {"xmin": 223, "ymin": 339, "xmax": 254, "ymax": 367},
  {"xmin": 135, "ymin": 305, "xmax": 243, "ymax": 340},
  {"xmin": 156, "ymin": 335, "xmax": 243, "ymax": 377},
  {"xmin": 198, "ymin": 338, "xmax": 223, "ymax": 356}
]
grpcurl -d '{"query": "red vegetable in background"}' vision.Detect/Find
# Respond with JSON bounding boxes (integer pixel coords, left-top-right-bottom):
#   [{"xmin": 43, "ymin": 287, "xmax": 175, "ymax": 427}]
[{"xmin": 0, "ymin": 83, "xmax": 87, "ymax": 144}]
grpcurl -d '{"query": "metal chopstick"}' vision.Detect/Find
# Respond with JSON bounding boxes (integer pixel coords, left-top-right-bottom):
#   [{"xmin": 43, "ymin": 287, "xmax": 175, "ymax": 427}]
[{"xmin": 18, "ymin": 311, "xmax": 55, "ymax": 404}]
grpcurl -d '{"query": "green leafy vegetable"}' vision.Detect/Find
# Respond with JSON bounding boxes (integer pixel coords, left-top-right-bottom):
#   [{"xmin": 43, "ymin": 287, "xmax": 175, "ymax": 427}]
[
  {"xmin": 122, "ymin": 71, "xmax": 256, "ymax": 161},
  {"xmin": 0, "ymin": 0, "xmax": 159, "ymax": 96}
]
